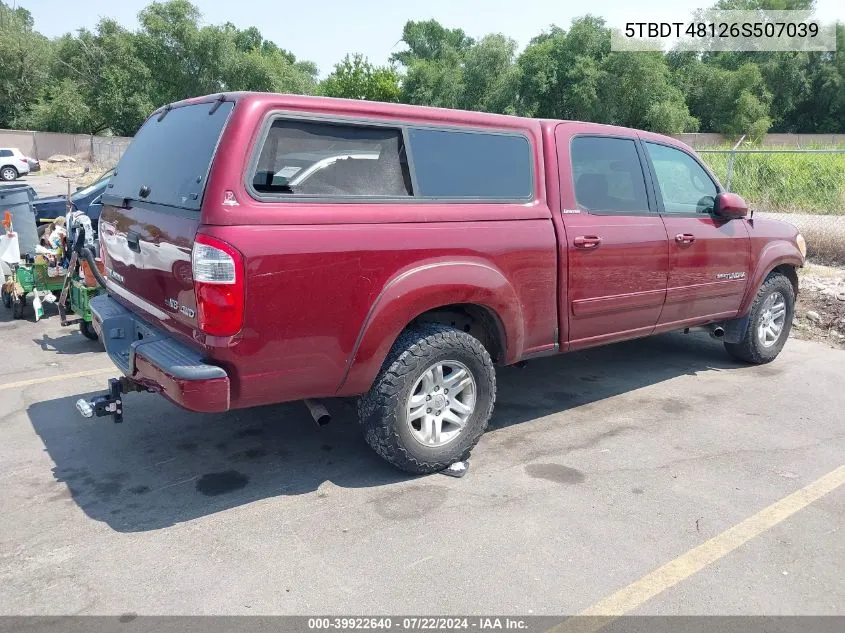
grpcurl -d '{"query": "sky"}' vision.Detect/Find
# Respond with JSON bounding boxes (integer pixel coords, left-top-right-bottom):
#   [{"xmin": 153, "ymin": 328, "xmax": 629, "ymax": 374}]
[{"xmin": 18, "ymin": 0, "xmax": 845, "ymax": 76}]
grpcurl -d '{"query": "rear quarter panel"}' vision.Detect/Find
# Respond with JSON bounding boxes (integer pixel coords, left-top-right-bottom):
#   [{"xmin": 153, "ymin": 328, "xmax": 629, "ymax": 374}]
[
  {"xmin": 202, "ymin": 219, "xmax": 557, "ymax": 407},
  {"xmin": 200, "ymin": 97, "xmax": 559, "ymax": 408}
]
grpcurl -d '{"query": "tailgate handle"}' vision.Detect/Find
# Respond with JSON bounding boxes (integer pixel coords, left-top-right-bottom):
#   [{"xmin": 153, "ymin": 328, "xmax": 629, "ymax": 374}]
[{"xmin": 127, "ymin": 231, "xmax": 141, "ymax": 253}]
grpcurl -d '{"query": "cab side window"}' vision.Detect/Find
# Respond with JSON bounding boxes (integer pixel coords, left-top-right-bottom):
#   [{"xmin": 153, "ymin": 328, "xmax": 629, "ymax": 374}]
[
  {"xmin": 644, "ymin": 142, "xmax": 718, "ymax": 214},
  {"xmin": 570, "ymin": 136, "xmax": 650, "ymax": 214}
]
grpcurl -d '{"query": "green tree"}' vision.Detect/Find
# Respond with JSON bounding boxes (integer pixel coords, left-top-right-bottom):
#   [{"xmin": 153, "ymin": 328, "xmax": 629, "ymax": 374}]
[
  {"xmin": 598, "ymin": 52, "xmax": 697, "ymax": 133},
  {"xmin": 135, "ymin": 0, "xmax": 317, "ymax": 105},
  {"xmin": 0, "ymin": 3, "xmax": 52, "ymax": 129},
  {"xmin": 461, "ymin": 34, "xmax": 520, "ymax": 114},
  {"xmin": 48, "ymin": 20, "xmax": 154, "ymax": 135},
  {"xmin": 20, "ymin": 78, "xmax": 94, "ymax": 133},
  {"xmin": 517, "ymin": 18, "xmax": 610, "ymax": 120},
  {"xmin": 672, "ymin": 54, "xmax": 773, "ymax": 139},
  {"xmin": 320, "ymin": 54, "xmax": 401, "ymax": 102},
  {"xmin": 392, "ymin": 20, "xmax": 520, "ymax": 114}
]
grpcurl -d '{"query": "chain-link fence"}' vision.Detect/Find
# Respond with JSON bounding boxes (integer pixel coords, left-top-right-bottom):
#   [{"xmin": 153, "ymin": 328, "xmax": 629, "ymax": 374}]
[
  {"xmin": 698, "ymin": 147, "xmax": 845, "ymax": 265},
  {"xmin": 91, "ymin": 137, "xmax": 131, "ymax": 167}
]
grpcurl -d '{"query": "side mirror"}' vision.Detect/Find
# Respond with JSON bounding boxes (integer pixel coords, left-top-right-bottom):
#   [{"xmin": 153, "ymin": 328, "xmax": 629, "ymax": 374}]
[
  {"xmin": 713, "ymin": 192, "xmax": 748, "ymax": 219},
  {"xmin": 76, "ymin": 185, "xmax": 85, "ymax": 191}
]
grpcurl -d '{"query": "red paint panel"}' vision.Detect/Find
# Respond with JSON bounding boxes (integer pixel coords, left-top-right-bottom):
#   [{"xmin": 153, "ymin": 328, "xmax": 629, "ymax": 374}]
[
  {"xmin": 200, "ymin": 218, "xmax": 558, "ymax": 407},
  {"xmin": 572, "ymin": 288, "xmax": 666, "ymax": 317},
  {"xmin": 659, "ymin": 215, "xmax": 750, "ymax": 324},
  {"xmin": 133, "ymin": 356, "xmax": 230, "ymax": 413}
]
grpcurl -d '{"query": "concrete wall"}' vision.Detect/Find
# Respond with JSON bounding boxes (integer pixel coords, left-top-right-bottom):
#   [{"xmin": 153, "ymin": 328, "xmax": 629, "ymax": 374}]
[{"xmin": 0, "ymin": 129, "xmax": 95, "ymax": 161}]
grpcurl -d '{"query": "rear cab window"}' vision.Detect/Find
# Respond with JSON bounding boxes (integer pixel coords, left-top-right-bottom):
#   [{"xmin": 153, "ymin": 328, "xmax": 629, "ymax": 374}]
[
  {"xmin": 247, "ymin": 116, "xmax": 534, "ymax": 202},
  {"xmin": 106, "ymin": 100, "xmax": 234, "ymax": 212},
  {"xmin": 570, "ymin": 136, "xmax": 651, "ymax": 214}
]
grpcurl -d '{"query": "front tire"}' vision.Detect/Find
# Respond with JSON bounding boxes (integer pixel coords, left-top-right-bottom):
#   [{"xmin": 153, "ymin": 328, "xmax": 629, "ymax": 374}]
[
  {"xmin": 724, "ymin": 272, "xmax": 795, "ymax": 364},
  {"xmin": 1, "ymin": 287, "xmax": 10, "ymax": 309},
  {"xmin": 1, "ymin": 166, "xmax": 18, "ymax": 181},
  {"xmin": 358, "ymin": 324, "xmax": 496, "ymax": 474}
]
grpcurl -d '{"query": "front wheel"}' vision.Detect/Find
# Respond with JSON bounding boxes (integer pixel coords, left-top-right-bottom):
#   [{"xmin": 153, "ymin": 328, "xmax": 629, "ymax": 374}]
[
  {"xmin": 358, "ymin": 324, "xmax": 496, "ymax": 474},
  {"xmin": 1, "ymin": 166, "xmax": 18, "ymax": 181},
  {"xmin": 724, "ymin": 272, "xmax": 795, "ymax": 364},
  {"xmin": 1, "ymin": 287, "xmax": 10, "ymax": 309}
]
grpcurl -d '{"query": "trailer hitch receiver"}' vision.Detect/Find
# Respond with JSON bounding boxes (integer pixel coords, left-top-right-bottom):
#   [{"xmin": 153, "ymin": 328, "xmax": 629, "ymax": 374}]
[{"xmin": 76, "ymin": 378, "xmax": 128, "ymax": 423}]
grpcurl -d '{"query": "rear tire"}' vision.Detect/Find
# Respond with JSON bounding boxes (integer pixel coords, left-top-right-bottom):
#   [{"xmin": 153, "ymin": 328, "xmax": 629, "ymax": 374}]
[
  {"xmin": 358, "ymin": 323, "xmax": 496, "ymax": 474},
  {"xmin": 724, "ymin": 272, "xmax": 794, "ymax": 364},
  {"xmin": 12, "ymin": 294, "xmax": 26, "ymax": 319},
  {"xmin": 1, "ymin": 166, "xmax": 18, "ymax": 181},
  {"xmin": 80, "ymin": 321, "xmax": 98, "ymax": 340}
]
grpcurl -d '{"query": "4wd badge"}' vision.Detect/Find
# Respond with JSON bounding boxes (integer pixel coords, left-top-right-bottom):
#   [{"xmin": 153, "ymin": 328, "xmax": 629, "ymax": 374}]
[{"xmin": 165, "ymin": 298, "xmax": 195, "ymax": 318}]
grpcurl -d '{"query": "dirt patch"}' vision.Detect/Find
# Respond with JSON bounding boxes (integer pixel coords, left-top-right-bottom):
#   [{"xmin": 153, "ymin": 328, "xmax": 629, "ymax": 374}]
[{"xmin": 793, "ymin": 263, "xmax": 845, "ymax": 349}]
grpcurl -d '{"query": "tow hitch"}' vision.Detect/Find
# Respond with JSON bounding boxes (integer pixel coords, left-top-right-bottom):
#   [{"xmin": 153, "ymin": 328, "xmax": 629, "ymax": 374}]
[{"xmin": 76, "ymin": 377, "xmax": 144, "ymax": 423}]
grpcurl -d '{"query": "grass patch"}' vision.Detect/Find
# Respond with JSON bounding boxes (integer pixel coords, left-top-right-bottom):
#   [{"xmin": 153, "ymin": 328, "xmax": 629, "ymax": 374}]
[{"xmin": 700, "ymin": 150, "xmax": 845, "ymax": 215}]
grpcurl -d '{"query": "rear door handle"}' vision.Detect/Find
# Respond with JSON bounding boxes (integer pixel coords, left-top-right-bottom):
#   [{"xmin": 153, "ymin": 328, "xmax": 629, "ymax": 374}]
[
  {"xmin": 574, "ymin": 235, "xmax": 602, "ymax": 249},
  {"xmin": 675, "ymin": 233, "xmax": 696, "ymax": 245},
  {"xmin": 127, "ymin": 231, "xmax": 141, "ymax": 253}
]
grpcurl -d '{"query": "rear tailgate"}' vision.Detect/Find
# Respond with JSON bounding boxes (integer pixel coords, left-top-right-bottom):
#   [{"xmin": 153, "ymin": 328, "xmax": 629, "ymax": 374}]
[{"xmin": 99, "ymin": 99, "xmax": 234, "ymax": 341}]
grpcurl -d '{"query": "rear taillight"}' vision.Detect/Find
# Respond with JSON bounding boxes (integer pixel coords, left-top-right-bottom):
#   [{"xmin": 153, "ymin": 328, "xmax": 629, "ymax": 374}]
[{"xmin": 192, "ymin": 234, "xmax": 244, "ymax": 336}]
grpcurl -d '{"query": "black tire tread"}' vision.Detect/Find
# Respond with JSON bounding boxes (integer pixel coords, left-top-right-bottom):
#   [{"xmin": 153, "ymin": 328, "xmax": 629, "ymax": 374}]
[
  {"xmin": 80, "ymin": 320, "xmax": 99, "ymax": 340},
  {"xmin": 12, "ymin": 295, "xmax": 25, "ymax": 319},
  {"xmin": 358, "ymin": 323, "xmax": 495, "ymax": 474},
  {"xmin": 724, "ymin": 272, "xmax": 794, "ymax": 364}
]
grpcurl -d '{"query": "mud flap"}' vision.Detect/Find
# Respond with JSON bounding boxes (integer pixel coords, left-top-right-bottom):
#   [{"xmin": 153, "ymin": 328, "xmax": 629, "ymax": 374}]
[{"xmin": 721, "ymin": 315, "xmax": 751, "ymax": 344}]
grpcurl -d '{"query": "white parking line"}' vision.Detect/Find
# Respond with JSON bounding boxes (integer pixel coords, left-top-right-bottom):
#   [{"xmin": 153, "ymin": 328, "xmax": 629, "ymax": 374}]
[{"xmin": 550, "ymin": 463, "xmax": 845, "ymax": 632}]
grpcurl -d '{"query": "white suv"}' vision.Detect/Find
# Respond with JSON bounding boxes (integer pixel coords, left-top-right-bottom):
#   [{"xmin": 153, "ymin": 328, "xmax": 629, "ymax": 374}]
[{"xmin": 0, "ymin": 148, "xmax": 31, "ymax": 181}]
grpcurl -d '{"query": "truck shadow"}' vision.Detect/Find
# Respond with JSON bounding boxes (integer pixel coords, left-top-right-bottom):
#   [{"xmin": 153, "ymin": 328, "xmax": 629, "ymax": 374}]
[{"xmin": 27, "ymin": 331, "xmax": 747, "ymax": 532}]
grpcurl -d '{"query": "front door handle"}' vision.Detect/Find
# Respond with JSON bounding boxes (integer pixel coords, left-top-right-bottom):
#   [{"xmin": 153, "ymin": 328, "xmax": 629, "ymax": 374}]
[
  {"xmin": 127, "ymin": 231, "xmax": 141, "ymax": 253},
  {"xmin": 574, "ymin": 235, "xmax": 602, "ymax": 249},
  {"xmin": 675, "ymin": 233, "xmax": 696, "ymax": 246}
]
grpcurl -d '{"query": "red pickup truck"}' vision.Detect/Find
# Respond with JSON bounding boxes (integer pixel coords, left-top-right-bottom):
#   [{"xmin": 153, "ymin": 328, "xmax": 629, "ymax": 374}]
[{"xmin": 82, "ymin": 92, "xmax": 806, "ymax": 473}]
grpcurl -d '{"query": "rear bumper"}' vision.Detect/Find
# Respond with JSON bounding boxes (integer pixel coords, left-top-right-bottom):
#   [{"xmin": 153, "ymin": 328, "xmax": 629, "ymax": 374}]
[{"xmin": 90, "ymin": 294, "xmax": 230, "ymax": 413}]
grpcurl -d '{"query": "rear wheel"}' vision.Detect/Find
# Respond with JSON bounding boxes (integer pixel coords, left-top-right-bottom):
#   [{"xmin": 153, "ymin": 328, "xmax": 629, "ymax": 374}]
[
  {"xmin": 358, "ymin": 323, "xmax": 496, "ymax": 474},
  {"xmin": 724, "ymin": 272, "xmax": 794, "ymax": 364},
  {"xmin": 12, "ymin": 294, "xmax": 26, "ymax": 319},
  {"xmin": 80, "ymin": 320, "xmax": 99, "ymax": 340},
  {"xmin": 1, "ymin": 166, "xmax": 18, "ymax": 181}
]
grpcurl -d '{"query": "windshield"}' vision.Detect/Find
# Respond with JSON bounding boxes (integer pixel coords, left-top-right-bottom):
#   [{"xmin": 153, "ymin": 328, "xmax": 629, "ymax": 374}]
[{"xmin": 108, "ymin": 100, "xmax": 234, "ymax": 210}]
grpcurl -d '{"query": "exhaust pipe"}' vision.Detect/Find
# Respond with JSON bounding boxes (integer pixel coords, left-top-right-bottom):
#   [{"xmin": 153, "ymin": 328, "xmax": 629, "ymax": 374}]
[
  {"xmin": 304, "ymin": 399, "xmax": 331, "ymax": 426},
  {"xmin": 710, "ymin": 325, "xmax": 725, "ymax": 339}
]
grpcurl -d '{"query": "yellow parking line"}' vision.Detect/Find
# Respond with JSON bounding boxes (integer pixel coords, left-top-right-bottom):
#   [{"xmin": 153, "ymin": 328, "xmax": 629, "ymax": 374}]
[
  {"xmin": 0, "ymin": 367, "xmax": 115, "ymax": 392},
  {"xmin": 550, "ymin": 463, "xmax": 845, "ymax": 633}
]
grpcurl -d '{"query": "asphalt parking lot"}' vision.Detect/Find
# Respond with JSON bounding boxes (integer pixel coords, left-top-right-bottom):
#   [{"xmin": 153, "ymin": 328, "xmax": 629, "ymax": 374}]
[{"xmin": 1, "ymin": 302, "xmax": 843, "ymax": 617}]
